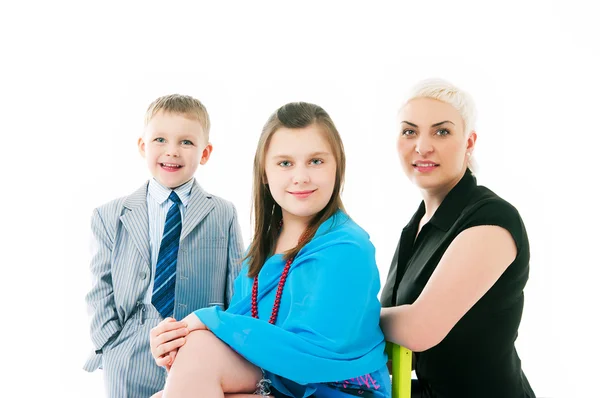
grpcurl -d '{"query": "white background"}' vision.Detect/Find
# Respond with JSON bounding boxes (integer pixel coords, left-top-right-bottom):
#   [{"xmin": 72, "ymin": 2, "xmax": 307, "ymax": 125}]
[{"xmin": 2, "ymin": 1, "xmax": 598, "ymax": 397}]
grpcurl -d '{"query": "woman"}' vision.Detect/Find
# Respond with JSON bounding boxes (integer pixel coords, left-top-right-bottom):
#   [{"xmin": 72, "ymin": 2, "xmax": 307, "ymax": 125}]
[
  {"xmin": 150, "ymin": 102, "xmax": 390, "ymax": 397},
  {"xmin": 380, "ymin": 79, "xmax": 536, "ymax": 398}
]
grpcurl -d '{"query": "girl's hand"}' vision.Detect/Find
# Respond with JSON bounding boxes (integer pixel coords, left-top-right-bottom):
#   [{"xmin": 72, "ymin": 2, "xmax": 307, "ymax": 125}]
[{"xmin": 150, "ymin": 317, "xmax": 189, "ymax": 367}]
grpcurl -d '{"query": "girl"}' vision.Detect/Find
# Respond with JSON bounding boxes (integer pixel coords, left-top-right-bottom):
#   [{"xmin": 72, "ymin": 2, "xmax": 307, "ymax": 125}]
[{"xmin": 150, "ymin": 102, "xmax": 391, "ymax": 398}]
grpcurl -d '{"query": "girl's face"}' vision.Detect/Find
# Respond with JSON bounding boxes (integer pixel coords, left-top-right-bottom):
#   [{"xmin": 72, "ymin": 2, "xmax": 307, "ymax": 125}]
[
  {"xmin": 264, "ymin": 124, "xmax": 337, "ymax": 224},
  {"xmin": 397, "ymin": 97, "xmax": 476, "ymax": 193}
]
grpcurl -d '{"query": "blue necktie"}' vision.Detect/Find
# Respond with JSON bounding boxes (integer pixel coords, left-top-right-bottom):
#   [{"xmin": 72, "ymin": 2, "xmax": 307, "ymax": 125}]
[{"xmin": 152, "ymin": 191, "xmax": 182, "ymax": 318}]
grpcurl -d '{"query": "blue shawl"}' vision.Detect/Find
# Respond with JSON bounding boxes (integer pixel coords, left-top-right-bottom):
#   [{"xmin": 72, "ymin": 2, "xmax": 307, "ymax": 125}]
[{"xmin": 194, "ymin": 210, "xmax": 387, "ymax": 386}]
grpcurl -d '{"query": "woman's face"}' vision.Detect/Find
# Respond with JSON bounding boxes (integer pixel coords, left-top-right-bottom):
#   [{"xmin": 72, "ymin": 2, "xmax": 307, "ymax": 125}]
[{"xmin": 397, "ymin": 97, "xmax": 476, "ymax": 193}]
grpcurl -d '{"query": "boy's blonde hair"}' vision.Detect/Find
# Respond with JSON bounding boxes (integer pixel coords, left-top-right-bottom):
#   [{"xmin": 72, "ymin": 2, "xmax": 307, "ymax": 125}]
[
  {"xmin": 401, "ymin": 78, "xmax": 478, "ymax": 172},
  {"xmin": 144, "ymin": 94, "xmax": 211, "ymax": 140}
]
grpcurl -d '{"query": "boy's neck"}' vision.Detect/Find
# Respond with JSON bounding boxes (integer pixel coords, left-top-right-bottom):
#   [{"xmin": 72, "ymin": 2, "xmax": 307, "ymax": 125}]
[{"xmin": 152, "ymin": 177, "xmax": 194, "ymax": 191}]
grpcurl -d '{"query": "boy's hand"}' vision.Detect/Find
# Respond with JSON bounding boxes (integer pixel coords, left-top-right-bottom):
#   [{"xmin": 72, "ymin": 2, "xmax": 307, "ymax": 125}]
[{"xmin": 150, "ymin": 318, "xmax": 189, "ymax": 368}]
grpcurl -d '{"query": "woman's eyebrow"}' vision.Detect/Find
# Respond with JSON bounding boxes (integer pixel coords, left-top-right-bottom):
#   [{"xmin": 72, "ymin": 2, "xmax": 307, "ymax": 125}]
[{"xmin": 431, "ymin": 120, "xmax": 455, "ymax": 127}]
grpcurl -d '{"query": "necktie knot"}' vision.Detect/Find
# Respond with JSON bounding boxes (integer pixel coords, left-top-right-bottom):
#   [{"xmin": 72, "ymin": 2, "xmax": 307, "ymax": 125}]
[{"xmin": 169, "ymin": 191, "xmax": 181, "ymax": 205}]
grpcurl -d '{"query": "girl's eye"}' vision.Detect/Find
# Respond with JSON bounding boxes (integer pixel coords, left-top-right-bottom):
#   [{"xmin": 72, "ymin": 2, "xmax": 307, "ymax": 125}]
[
  {"xmin": 278, "ymin": 160, "xmax": 292, "ymax": 167},
  {"xmin": 310, "ymin": 159, "xmax": 324, "ymax": 165},
  {"xmin": 402, "ymin": 129, "xmax": 416, "ymax": 136},
  {"xmin": 436, "ymin": 129, "xmax": 450, "ymax": 136},
  {"xmin": 182, "ymin": 140, "xmax": 194, "ymax": 145},
  {"xmin": 154, "ymin": 137, "xmax": 166, "ymax": 143}
]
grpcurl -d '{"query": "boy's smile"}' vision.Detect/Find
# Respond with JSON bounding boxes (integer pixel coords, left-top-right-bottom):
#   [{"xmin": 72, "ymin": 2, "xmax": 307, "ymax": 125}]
[
  {"xmin": 138, "ymin": 110, "xmax": 212, "ymax": 189},
  {"xmin": 160, "ymin": 162, "xmax": 184, "ymax": 172}
]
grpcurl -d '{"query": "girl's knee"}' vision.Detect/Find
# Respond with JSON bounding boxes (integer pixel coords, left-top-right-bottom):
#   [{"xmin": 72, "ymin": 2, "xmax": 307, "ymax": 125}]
[
  {"xmin": 177, "ymin": 330, "xmax": 223, "ymax": 360},
  {"xmin": 182, "ymin": 330, "xmax": 218, "ymax": 349},
  {"xmin": 169, "ymin": 330, "xmax": 262, "ymax": 394}
]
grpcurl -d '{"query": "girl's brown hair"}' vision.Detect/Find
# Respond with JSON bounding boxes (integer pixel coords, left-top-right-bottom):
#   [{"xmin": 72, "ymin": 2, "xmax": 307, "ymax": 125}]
[{"xmin": 245, "ymin": 102, "xmax": 346, "ymax": 277}]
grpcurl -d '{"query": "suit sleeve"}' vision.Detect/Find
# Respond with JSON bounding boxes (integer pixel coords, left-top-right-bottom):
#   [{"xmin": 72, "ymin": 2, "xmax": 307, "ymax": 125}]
[
  {"xmin": 225, "ymin": 204, "xmax": 244, "ymax": 308},
  {"xmin": 84, "ymin": 208, "xmax": 121, "ymax": 352}
]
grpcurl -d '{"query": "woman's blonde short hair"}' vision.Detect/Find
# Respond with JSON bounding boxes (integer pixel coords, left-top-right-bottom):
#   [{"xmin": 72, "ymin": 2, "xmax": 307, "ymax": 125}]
[{"xmin": 402, "ymin": 78, "xmax": 478, "ymax": 171}]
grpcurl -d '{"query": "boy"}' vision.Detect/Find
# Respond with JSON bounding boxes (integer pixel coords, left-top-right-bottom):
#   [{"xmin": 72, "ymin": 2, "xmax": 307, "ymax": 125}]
[{"xmin": 83, "ymin": 94, "xmax": 244, "ymax": 397}]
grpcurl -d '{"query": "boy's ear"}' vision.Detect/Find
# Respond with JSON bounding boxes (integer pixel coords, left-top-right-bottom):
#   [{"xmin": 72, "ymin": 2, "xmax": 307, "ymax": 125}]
[
  {"xmin": 199, "ymin": 143, "xmax": 213, "ymax": 165},
  {"xmin": 138, "ymin": 137, "xmax": 146, "ymax": 158}
]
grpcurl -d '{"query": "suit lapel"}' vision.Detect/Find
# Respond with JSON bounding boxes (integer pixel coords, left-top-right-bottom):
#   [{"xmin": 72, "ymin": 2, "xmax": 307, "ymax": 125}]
[
  {"xmin": 120, "ymin": 182, "xmax": 150, "ymax": 266},
  {"xmin": 180, "ymin": 180, "xmax": 214, "ymax": 242}
]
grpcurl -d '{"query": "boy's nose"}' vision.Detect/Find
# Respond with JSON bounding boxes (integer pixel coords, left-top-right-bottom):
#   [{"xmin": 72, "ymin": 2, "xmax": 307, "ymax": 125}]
[{"xmin": 165, "ymin": 145, "xmax": 180, "ymax": 157}]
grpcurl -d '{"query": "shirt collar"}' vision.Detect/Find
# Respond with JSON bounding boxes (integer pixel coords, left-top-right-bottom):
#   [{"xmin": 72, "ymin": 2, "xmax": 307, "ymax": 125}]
[
  {"xmin": 428, "ymin": 169, "xmax": 477, "ymax": 232},
  {"xmin": 404, "ymin": 169, "xmax": 477, "ymax": 233},
  {"xmin": 403, "ymin": 201, "xmax": 426, "ymax": 232},
  {"xmin": 148, "ymin": 178, "xmax": 194, "ymax": 208}
]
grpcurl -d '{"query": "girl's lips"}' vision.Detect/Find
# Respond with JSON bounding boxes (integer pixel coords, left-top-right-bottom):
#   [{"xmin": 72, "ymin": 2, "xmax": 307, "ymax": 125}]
[{"xmin": 289, "ymin": 189, "xmax": 316, "ymax": 199}]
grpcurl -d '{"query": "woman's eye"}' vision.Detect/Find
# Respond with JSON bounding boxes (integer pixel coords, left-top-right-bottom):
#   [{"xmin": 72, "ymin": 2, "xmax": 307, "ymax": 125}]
[
  {"xmin": 402, "ymin": 129, "xmax": 416, "ymax": 136},
  {"xmin": 310, "ymin": 159, "xmax": 324, "ymax": 165},
  {"xmin": 436, "ymin": 129, "xmax": 450, "ymax": 136},
  {"xmin": 278, "ymin": 160, "xmax": 292, "ymax": 167}
]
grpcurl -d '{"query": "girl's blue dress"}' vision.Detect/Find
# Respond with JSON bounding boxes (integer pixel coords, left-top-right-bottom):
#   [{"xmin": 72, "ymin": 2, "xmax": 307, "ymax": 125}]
[{"xmin": 195, "ymin": 211, "xmax": 390, "ymax": 397}]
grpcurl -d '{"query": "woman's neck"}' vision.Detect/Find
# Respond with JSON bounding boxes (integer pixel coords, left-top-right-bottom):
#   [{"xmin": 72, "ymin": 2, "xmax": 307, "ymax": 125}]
[{"xmin": 420, "ymin": 172, "xmax": 464, "ymax": 223}]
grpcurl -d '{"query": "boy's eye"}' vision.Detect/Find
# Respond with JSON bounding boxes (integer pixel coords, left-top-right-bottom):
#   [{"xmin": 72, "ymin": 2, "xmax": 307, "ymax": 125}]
[
  {"xmin": 402, "ymin": 129, "xmax": 416, "ymax": 136},
  {"xmin": 278, "ymin": 160, "xmax": 292, "ymax": 167},
  {"xmin": 154, "ymin": 137, "xmax": 166, "ymax": 143},
  {"xmin": 310, "ymin": 159, "xmax": 324, "ymax": 165},
  {"xmin": 436, "ymin": 129, "xmax": 450, "ymax": 136},
  {"xmin": 182, "ymin": 140, "xmax": 194, "ymax": 145}
]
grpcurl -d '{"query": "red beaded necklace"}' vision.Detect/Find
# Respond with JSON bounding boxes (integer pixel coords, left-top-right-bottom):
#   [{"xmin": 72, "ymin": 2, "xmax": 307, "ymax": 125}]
[{"xmin": 251, "ymin": 223, "xmax": 308, "ymax": 324}]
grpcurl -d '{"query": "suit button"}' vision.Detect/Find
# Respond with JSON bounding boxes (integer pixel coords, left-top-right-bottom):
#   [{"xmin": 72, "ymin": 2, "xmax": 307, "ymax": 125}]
[{"xmin": 139, "ymin": 271, "xmax": 147, "ymax": 280}]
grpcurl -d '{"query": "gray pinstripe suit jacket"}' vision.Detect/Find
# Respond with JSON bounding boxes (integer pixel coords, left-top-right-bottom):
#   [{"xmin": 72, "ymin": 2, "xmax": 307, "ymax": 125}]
[{"xmin": 83, "ymin": 180, "xmax": 244, "ymax": 371}]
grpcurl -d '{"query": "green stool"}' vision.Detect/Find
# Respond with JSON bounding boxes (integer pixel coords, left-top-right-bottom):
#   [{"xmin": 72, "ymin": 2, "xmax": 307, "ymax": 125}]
[{"xmin": 387, "ymin": 343, "xmax": 412, "ymax": 398}]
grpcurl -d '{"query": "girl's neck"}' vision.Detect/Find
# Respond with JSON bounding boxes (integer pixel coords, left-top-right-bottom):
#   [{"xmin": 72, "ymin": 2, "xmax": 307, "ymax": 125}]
[{"xmin": 275, "ymin": 211, "xmax": 311, "ymax": 254}]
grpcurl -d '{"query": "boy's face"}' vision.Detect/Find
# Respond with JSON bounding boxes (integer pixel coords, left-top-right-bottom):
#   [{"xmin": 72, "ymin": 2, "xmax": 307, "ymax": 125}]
[{"xmin": 138, "ymin": 111, "xmax": 212, "ymax": 189}]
